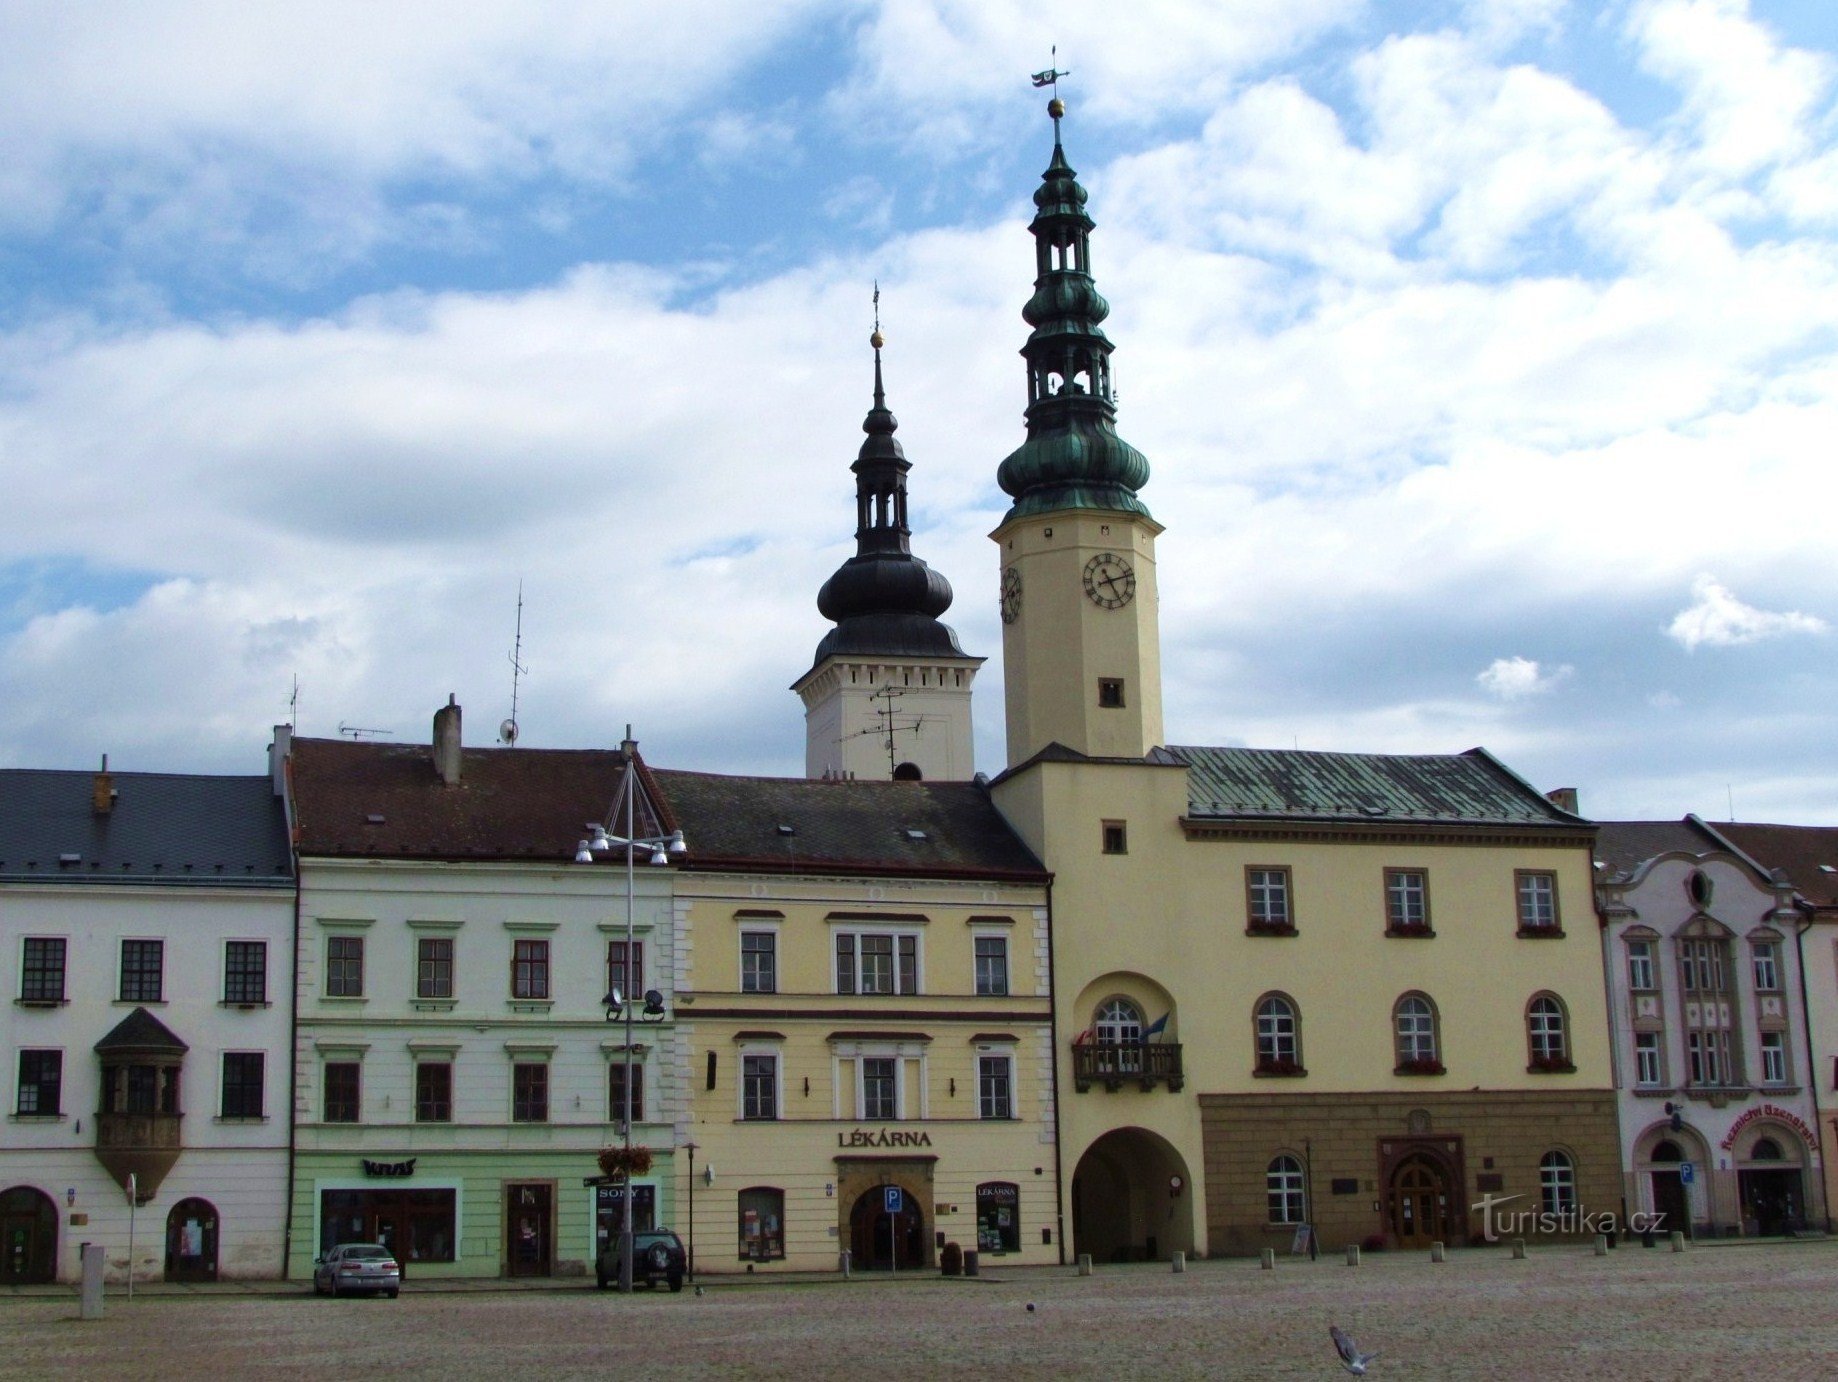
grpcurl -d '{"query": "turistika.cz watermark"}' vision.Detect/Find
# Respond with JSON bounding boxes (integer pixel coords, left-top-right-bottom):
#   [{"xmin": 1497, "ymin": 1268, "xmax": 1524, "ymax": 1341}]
[{"xmin": 1471, "ymin": 1193, "xmax": 1665, "ymax": 1241}]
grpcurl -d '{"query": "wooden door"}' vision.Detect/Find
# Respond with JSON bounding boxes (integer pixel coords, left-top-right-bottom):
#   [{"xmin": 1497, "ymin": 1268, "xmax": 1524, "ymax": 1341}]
[
  {"xmin": 1649, "ymin": 1171, "xmax": 1687, "ymax": 1237},
  {"xmin": 506, "ymin": 1184, "xmax": 553, "ymax": 1277},
  {"xmin": 1390, "ymin": 1156, "xmax": 1446, "ymax": 1249}
]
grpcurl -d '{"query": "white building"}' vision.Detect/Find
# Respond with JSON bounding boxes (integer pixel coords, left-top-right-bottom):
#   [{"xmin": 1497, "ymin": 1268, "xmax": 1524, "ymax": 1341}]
[
  {"xmin": 0, "ymin": 761, "xmax": 294, "ymax": 1283},
  {"xmin": 1596, "ymin": 818, "xmax": 1825, "ymax": 1237}
]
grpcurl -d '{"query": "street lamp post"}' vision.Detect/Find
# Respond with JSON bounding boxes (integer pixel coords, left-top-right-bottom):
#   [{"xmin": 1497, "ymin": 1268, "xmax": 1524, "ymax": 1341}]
[{"xmin": 578, "ymin": 727, "xmax": 685, "ymax": 1293}]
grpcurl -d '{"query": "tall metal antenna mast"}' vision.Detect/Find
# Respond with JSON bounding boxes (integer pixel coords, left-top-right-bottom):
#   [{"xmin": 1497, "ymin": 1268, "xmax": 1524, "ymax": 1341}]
[{"xmin": 501, "ymin": 582, "xmax": 527, "ymax": 746}]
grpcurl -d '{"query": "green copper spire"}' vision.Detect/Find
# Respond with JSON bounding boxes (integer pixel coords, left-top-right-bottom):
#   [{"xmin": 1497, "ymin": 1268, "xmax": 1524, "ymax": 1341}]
[{"xmin": 996, "ymin": 98, "xmax": 1152, "ymax": 523}]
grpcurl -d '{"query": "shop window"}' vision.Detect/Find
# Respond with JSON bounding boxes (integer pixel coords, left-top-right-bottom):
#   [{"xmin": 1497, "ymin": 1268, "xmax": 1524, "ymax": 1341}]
[
  {"xmin": 1266, "ymin": 1155, "xmax": 1306, "ymax": 1225},
  {"xmin": 738, "ymin": 1187, "xmax": 786, "ymax": 1261},
  {"xmin": 415, "ymin": 1063, "xmax": 452, "ymax": 1123},
  {"xmin": 323, "ymin": 1062, "xmax": 360, "ymax": 1123},
  {"xmin": 223, "ymin": 941, "xmax": 267, "ymax": 1004},
  {"xmin": 976, "ymin": 1182, "xmax": 1021, "ymax": 1254},
  {"xmin": 319, "ymin": 1188, "xmax": 455, "ymax": 1263}
]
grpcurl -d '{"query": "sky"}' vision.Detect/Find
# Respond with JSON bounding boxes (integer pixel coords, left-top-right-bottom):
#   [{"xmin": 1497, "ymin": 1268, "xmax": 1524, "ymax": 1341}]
[{"xmin": 2, "ymin": 0, "xmax": 1836, "ymax": 825}]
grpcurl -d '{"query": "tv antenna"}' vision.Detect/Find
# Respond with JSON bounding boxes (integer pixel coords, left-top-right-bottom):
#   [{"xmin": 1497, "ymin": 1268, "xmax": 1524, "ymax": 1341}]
[
  {"xmin": 501, "ymin": 582, "xmax": 527, "ymax": 746},
  {"xmin": 287, "ymin": 675, "xmax": 299, "ymax": 730},
  {"xmin": 337, "ymin": 723, "xmax": 392, "ymax": 740},
  {"xmin": 845, "ymin": 685, "xmax": 932, "ymax": 778}
]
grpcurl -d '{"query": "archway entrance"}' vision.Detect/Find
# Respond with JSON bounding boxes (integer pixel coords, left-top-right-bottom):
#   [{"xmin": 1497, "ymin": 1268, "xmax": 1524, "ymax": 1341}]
[
  {"xmin": 1738, "ymin": 1135, "xmax": 1807, "ymax": 1236},
  {"xmin": 1647, "ymin": 1139, "xmax": 1690, "ymax": 1237},
  {"xmin": 1389, "ymin": 1154, "xmax": 1450, "ymax": 1249},
  {"xmin": 1070, "ymin": 1128, "xmax": 1194, "ymax": 1264},
  {"xmin": 505, "ymin": 1183, "xmax": 554, "ymax": 1277},
  {"xmin": 848, "ymin": 1186, "xmax": 924, "ymax": 1269},
  {"xmin": 165, "ymin": 1197, "xmax": 219, "ymax": 1282},
  {"xmin": 0, "ymin": 1187, "xmax": 57, "ymax": 1285}
]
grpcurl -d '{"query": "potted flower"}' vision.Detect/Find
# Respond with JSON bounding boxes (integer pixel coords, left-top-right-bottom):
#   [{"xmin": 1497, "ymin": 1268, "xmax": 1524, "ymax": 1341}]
[
  {"xmin": 1255, "ymin": 1056, "xmax": 1305, "ymax": 1077},
  {"xmin": 1395, "ymin": 1057, "xmax": 1445, "ymax": 1076},
  {"xmin": 597, "ymin": 1145, "xmax": 654, "ymax": 1180}
]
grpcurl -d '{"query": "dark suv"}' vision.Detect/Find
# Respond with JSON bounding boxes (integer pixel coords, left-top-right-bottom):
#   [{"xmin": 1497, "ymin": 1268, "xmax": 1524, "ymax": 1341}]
[{"xmin": 597, "ymin": 1228, "xmax": 686, "ymax": 1291}]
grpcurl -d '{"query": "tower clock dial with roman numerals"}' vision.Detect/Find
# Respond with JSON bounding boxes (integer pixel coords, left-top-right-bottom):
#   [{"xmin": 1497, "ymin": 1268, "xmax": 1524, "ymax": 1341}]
[
  {"xmin": 1082, "ymin": 552, "xmax": 1135, "ymax": 609},
  {"xmin": 1000, "ymin": 566, "xmax": 1022, "ymax": 623}
]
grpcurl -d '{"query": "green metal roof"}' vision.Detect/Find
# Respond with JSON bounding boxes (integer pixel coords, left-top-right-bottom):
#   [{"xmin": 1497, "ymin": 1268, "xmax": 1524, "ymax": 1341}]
[{"xmin": 1154, "ymin": 746, "xmax": 1586, "ymax": 827}]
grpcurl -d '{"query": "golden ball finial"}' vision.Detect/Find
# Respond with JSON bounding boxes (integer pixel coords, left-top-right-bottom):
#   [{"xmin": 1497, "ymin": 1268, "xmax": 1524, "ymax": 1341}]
[
  {"xmin": 870, "ymin": 329, "xmax": 884, "ymax": 349},
  {"xmin": 1048, "ymin": 97, "xmax": 1065, "ymax": 119}
]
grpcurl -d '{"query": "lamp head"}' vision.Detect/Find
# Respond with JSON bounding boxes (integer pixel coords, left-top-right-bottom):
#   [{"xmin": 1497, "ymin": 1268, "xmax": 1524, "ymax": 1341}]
[
  {"xmin": 589, "ymin": 825, "xmax": 612, "ymax": 854},
  {"xmin": 641, "ymin": 988, "xmax": 666, "ymax": 1021},
  {"xmin": 575, "ymin": 841, "xmax": 594, "ymax": 864},
  {"xmin": 603, "ymin": 988, "xmax": 624, "ymax": 1020},
  {"xmin": 648, "ymin": 846, "xmax": 669, "ymax": 866},
  {"xmin": 666, "ymin": 830, "xmax": 687, "ymax": 857}
]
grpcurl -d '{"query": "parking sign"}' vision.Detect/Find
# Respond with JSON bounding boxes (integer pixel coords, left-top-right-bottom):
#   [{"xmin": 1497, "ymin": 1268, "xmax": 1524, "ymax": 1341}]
[
  {"xmin": 1679, "ymin": 1161, "xmax": 1695, "ymax": 1185},
  {"xmin": 884, "ymin": 1185, "xmax": 902, "ymax": 1214}
]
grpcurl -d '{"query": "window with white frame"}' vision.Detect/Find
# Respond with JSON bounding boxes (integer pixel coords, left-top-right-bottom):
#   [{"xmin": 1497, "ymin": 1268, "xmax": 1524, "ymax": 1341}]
[
  {"xmin": 1539, "ymin": 1151, "xmax": 1577, "ymax": 1216},
  {"xmin": 1752, "ymin": 941, "xmax": 1781, "ymax": 993},
  {"xmin": 974, "ymin": 934, "xmax": 1010, "ymax": 997},
  {"xmin": 1634, "ymin": 1032, "xmax": 1663, "ymax": 1087},
  {"xmin": 1759, "ymin": 1030, "xmax": 1787, "ymax": 1085},
  {"xmin": 861, "ymin": 1057, "xmax": 898, "ymax": 1119},
  {"xmin": 1385, "ymin": 870, "xmax": 1429, "ymax": 932},
  {"xmin": 1626, "ymin": 939, "xmax": 1656, "ymax": 992},
  {"xmin": 1255, "ymin": 994, "xmax": 1300, "ymax": 1071},
  {"xmin": 1680, "ymin": 930, "xmax": 1739, "ymax": 1086},
  {"xmin": 1266, "ymin": 1154, "xmax": 1306, "ymax": 1225},
  {"xmin": 740, "ymin": 931, "xmax": 777, "ymax": 994},
  {"xmin": 835, "ymin": 929, "xmax": 920, "ymax": 995},
  {"xmin": 223, "ymin": 941, "xmax": 267, "ymax": 1004},
  {"xmin": 1687, "ymin": 1030, "xmax": 1733, "ymax": 1086},
  {"xmin": 741, "ymin": 1053, "xmax": 778, "ymax": 1121},
  {"xmin": 977, "ymin": 1053, "xmax": 1014, "ymax": 1120},
  {"xmin": 1516, "ymin": 872, "xmax": 1560, "ymax": 932},
  {"xmin": 1246, "ymin": 867, "xmax": 1293, "ymax": 931},
  {"xmin": 1394, "ymin": 994, "xmax": 1440, "ymax": 1069},
  {"xmin": 1527, "ymin": 994, "xmax": 1569, "ymax": 1068}
]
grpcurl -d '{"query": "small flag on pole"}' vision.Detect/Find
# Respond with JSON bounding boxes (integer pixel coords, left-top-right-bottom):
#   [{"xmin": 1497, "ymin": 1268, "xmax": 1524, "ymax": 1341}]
[
  {"xmin": 1142, "ymin": 1012, "xmax": 1170, "ymax": 1040},
  {"xmin": 1071, "ymin": 1026, "xmax": 1094, "ymax": 1045}
]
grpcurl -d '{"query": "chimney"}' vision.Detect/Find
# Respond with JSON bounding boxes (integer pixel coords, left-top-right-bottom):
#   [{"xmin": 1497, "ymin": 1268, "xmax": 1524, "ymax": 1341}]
[
  {"xmin": 433, "ymin": 695, "xmax": 462, "ymax": 786},
  {"xmin": 1546, "ymin": 787, "xmax": 1580, "ymax": 815},
  {"xmin": 93, "ymin": 754, "xmax": 116, "ymax": 816},
  {"xmin": 269, "ymin": 725, "xmax": 292, "ymax": 798}
]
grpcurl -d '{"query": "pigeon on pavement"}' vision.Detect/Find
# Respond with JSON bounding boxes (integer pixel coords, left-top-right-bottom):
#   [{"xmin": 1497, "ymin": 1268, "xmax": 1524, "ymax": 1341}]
[{"xmin": 1330, "ymin": 1326, "xmax": 1378, "ymax": 1375}]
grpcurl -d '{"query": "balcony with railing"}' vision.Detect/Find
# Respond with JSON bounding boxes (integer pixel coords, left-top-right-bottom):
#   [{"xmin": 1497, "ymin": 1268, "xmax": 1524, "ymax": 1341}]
[{"xmin": 1072, "ymin": 1042, "xmax": 1184, "ymax": 1093}]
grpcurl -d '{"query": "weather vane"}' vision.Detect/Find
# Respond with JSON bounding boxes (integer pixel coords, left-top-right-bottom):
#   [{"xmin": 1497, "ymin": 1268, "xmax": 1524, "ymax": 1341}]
[
  {"xmin": 1031, "ymin": 45, "xmax": 1069, "ymax": 119},
  {"xmin": 872, "ymin": 280, "xmax": 882, "ymax": 350}
]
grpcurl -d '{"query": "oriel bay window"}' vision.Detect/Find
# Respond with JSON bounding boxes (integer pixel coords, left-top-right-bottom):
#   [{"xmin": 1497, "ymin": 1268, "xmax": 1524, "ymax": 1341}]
[{"xmin": 835, "ymin": 929, "xmax": 920, "ymax": 995}]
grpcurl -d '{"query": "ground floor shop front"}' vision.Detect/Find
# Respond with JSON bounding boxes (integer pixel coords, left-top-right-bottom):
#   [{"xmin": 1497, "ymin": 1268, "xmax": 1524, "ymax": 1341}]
[
  {"xmin": 1196, "ymin": 1089, "xmax": 1622, "ymax": 1257},
  {"xmin": 1622, "ymin": 1099, "xmax": 1826, "ymax": 1238},
  {"xmin": 287, "ymin": 1149, "xmax": 676, "ymax": 1280}
]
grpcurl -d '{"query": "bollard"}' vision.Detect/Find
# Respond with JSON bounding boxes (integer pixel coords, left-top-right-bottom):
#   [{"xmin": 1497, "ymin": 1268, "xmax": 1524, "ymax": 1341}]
[
  {"xmin": 1670, "ymin": 1232, "xmax": 1686, "ymax": 1253},
  {"xmin": 1594, "ymin": 1235, "xmax": 1608, "ymax": 1257},
  {"xmin": 1430, "ymin": 1241, "xmax": 1445, "ymax": 1264},
  {"xmin": 1511, "ymin": 1238, "xmax": 1527, "ymax": 1260},
  {"xmin": 79, "ymin": 1243, "xmax": 105, "ymax": 1321},
  {"xmin": 1345, "ymin": 1244, "xmax": 1360, "ymax": 1266},
  {"xmin": 1171, "ymin": 1251, "xmax": 1185, "ymax": 1274},
  {"xmin": 963, "ymin": 1250, "xmax": 979, "ymax": 1278},
  {"xmin": 840, "ymin": 1250, "xmax": 851, "ymax": 1279},
  {"xmin": 1260, "ymin": 1248, "xmax": 1275, "ymax": 1271},
  {"xmin": 1077, "ymin": 1253, "xmax": 1093, "ymax": 1276},
  {"xmin": 1641, "ymin": 1225, "xmax": 1656, "ymax": 1249}
]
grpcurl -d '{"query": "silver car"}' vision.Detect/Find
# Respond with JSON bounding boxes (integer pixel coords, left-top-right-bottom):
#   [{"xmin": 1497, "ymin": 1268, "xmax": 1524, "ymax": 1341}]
[{"xmin": 313, "ymin": 1243, "xmax": 402, "ymax": 1298}]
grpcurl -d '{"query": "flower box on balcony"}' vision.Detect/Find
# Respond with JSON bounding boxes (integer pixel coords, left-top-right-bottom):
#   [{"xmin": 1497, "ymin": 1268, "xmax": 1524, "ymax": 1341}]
[
  {"xmin": 1386, "ymin": 923, "xmax": 1434, "ymax": 939},
  {"xmin": 1394, "ymin": 1058, "xmax": 1445, "ymax": 1076},
  {"xmin": 1245, "ymin": 921, "xmax": 1297, "ymax": 938},
  {"xmin": 1527, "ymin": 1054, "xmax": 1575, "ymax": 1074},
  {"xmin": 1254, "ymin": 1058, "xmax": 1306, "ymax": 1078}
]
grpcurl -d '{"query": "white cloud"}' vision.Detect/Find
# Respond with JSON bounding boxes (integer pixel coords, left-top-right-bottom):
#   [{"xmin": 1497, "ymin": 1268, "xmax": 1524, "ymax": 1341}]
[
  {"xmin": 1666, "ymin": 575, "xmax": 1828, "ymax": 650},
  {"xmin": 1477, "ymin": 656, "xmax": 1573, "ymax": 698}
]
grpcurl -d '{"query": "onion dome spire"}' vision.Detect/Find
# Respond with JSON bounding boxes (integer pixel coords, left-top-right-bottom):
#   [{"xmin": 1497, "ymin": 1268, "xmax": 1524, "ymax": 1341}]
[
  {"xmin": 996, "ymin": 95, "xmax": 1152, "ymax": 523},
  {"xmin": 808, "ymin": 295, "xmax": 966, "ymax": 672}
]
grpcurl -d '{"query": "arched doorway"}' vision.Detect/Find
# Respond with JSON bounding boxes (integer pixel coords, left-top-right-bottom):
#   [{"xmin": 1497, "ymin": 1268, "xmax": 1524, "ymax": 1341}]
[
  {"xmin": 1071, "ymin": 1127, "xmax": 1195, "ymax": 1264},
  {"xmin": 1738, "ymin": 1131, "xmax": 1809, "ymax": 1236},
  {"xmin": 1388, "ymin": 1153, "xmax": 1450, "ymax": 1249},
  {"xmin": 848, "ymin": 1185, "xmax": 924, "ymax": 1269},
  {"xmin": 165, "ymin": 1197, "xmax": 219, "ymax": 1282},
  {"xmin": 1647, "ymin": 1139, "xmax": 1689, "ymax": 1236},
  {"xmin": 1638, "ymin": 1124, "xmax": 1710, "ymax": 1239},
  {"xmin": 0, "ymin": 1187, "xmax": 57, "ymax": 1284}
]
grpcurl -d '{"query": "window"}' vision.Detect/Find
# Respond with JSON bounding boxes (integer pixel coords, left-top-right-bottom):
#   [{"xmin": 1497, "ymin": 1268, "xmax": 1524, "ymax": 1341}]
[
  {"xmin": 417, "ymin": 938, "xmax": 454, "ymax": 999},
  {"xmin": 740, "ymin": 932, "xmax": 777, "ymax": 994},
  {"xmin": 326, "ymin": 936, "xmax": 364, "ymax": 998},
  {"xmin": 223, "ymin": 941, "xmax": 267, "ymax": 1004},
  {"xmin": 512, "ymin": 939, "xmax": 550, "ymax": 1000},
  {"xmin": 1527, "ymin": 995, "xmax": 1570, "ymax": 1070},
  {"xmin": 609, "ymin": 1060, "xmax": 645, "ymax": 1124},
  {"xmin": 20, "ymin": 938, "xmax": 67, "ymax": 1003},
  {"xmin": 1752, "ymin": 942, "xmax": 1781, "ymax": 993},
  {"xmin": 978, "ymin": 1053, "xmax": 1014, "ymax": 1119},
  {"xmin": 323, "ymin": 1062, "xmax": 360, "ymax": 1123},
  {"xmin": 1627, "ymin": 939, "xmax": 1656, "ymax": 992},
  {"xmin": 862, "ymin": 1057, "xmax": 898, "ymax": 1120},
  {"xmin": 1634, "ymin": 1032, "xmax": 1663, "ymax": 1087},
  {"xmin": 220, "ymin": 1053, "xmax": 264, "ymax": 1119},
  {"xmin": 1516, "ymin": 872, "xmax": 1560, "ymax": 933},
  {"xmin": 1687, "ymin": 1030, "xmax": 1733, "ymax": 1086},
  {"xmin": 835, "ymin": 932, "xmax": 918, "ymax": 995},
  {"xmin": 1680, "ymin": 930, "xmax": 1738, "ymax": 1086},
  {"xmin": 1394, "ymin": 994, "xmax": 1441, "ymax": 1072},
  {"xmin": 1385, "ymin": 870, "xmax": 1430, "ymax": 933},
  {"xmin": 737, "ymin": 1187, "xmax": 786, "ymax": 1261},
  {"xmin": 607, "ymin": 940, "xmax": 644, "ymax": 999},
  {"xmin": 1681, "ymin": 939, "xmax": 1726, "ymax": 994},
  {"xmin": 1539, "ymin": 1151, "xmax": 1577, "ymax": 1216},
  {"xmin": 1095, "ymin": 996, "xmax": 1143, "ymax": 1046},
  {"xmin": 974, "ymin": 935, "xmax": 1010, "ymax": 997},
  {"xmin": 1760, "ymin": 1031, "xmax": 1787, "ymax": 1085},
  {"xmin": 1266, "ymin": 1154, "xmax": 1307, "ymax": 1225},
  {"xmin": 15, "ymin": 1051, "xmax": 61, "ymax": 1116},
  {"xmin": 415, "ymin": 1063, "xmax": 452, "ymax": 1123},
  {"xmin": 120, "ymin": 939, "xmax": 164, "ymax": 1002},
  {"xmin": 976, "ymin": 1182, "xmax": 1021, "ymax": 1254},
  {"xmin": 1101, "ymin": 821, "xmax": 1128, "ymax": 855},
  {"xmin": 1246, "ymin": 868, "xmax": 1293, "ymax": 933},
  {"xmin": 741, "ymin": 1054, "xmax": 778, "ymax": 1120},
  {"xmin": 512, "ymin": 1063, "xmax": 548, "ymax": 1122},
  {"xmin": 1255, "ymin": 995, "xmax": 1301, "ymax": 1073},
  {"xmin": 1097, "ymin": 678, "xmax": 1125, "ymax": 708}
]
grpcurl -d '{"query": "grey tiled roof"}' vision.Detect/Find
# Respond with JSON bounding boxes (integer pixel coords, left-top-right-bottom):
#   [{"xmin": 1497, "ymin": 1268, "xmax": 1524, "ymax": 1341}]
[
  {"xmin": 0, "ymin": 769, "xmax": 291, "ymax": 885},
  {"xmin": 1154, "ymin": 746, "xmax": 1585, "ymax": 828},
  {"xmin": 652, "ymin": 770, "xmax": 1046, "ymax": 879},
  {"xmin": 96, "ymin": 1006, "xmax": 189, "ymax": 1054},
  {"xmin": 1592, "ymin": 819, "xmax": 1728, "ymax": 876}
]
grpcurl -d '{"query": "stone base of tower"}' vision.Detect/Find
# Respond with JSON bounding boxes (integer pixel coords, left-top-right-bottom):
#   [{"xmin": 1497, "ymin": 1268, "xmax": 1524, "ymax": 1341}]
[{"xmin": 795, "ymin": 655, "xmax": 983, "ymax": 781}]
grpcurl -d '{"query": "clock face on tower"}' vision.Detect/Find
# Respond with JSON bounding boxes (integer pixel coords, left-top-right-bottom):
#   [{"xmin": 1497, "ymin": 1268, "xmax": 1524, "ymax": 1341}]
[
  {"xmin": 1000, "ymin": 566, "xmax": 1023, "ymax": 624},
  {"xmin": 1082, "ymin": 552, "xmax": 1136, "ymax": 609}
]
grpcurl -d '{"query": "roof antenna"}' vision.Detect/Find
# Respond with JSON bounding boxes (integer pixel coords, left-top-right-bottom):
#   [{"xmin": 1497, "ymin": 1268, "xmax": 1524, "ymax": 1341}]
[
  {"xmin": 288, "ymin": 674, "xmax": 299, "ymax": 731},
  {"xmin": 1727, "ymin": 784, "xmax": 1734, "ymax": 823},
  {"xmin": 501, "ymin": 582, "xmax": 527, "ymax": 746},
  {"xmin": 338, "ymin": 723, "xmax": 392, "ymax": 740}
]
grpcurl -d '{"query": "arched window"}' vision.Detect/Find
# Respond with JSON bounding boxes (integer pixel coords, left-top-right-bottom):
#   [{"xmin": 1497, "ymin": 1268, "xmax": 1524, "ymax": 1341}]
[
  {"xmin": 1095, "ymin": 998, "xmax": 1143, "ymax": 1046},
  {"xmin": 1527, "ymin": 994, "xmax": 1570, "ymax": 1069},
  {"xmin": 737, "ymin": 1187, "xmax": 785, "ymax": 1262},
  {"xmin": 1649, "ymin": 1139, "xmax": 1683, "ymax": 1163},
  {"xmin": 1266, "ymin": 1155, "xmax": 1306, "ymax": 1225},
  {"xmin": 1254, "ymin": 994, "xmax": 1301, "ymax": 1073},
  {"xmin": 1393, "ymin": 994, "xmax": 1441, "ymax": 1072},
  {"xmin": 1750, "ymin": 1138, "xmax": 1784, "ymax": 1161},
  {"xmin": 1539, "ymin": 1151, "xmax": 1577, "ymax": 1216}
]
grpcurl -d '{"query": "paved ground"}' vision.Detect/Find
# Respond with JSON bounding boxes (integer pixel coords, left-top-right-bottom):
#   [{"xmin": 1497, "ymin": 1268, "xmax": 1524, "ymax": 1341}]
[{"xmin": 4, "ymin": 1240, "xmax": 1836, "ymax": 1379}]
